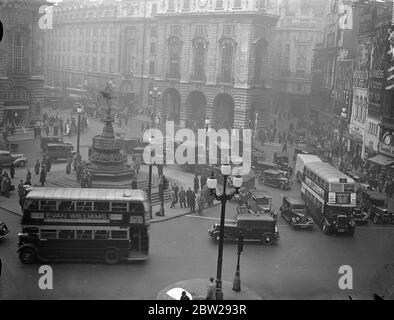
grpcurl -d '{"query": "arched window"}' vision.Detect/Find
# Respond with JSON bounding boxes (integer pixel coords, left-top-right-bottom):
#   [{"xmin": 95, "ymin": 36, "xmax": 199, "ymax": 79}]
[
  {"xmin": 219, "ymin": 39, "xmax": 235, "ymax": 83},
  {"xmin": 192, "ymin": 38, "xmax": 207, "ymax": 81},
  {"xmin": 168, "ymin": 37, "xmax": 181, "ymax": 79}
]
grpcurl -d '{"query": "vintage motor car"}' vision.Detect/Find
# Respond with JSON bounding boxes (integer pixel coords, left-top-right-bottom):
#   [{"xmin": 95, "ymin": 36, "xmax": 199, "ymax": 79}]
[
  {"xmin": 0, "ymin": 150, "xmax": 28, "ymax": 167},
  {"xmin": 360, "ymin": 189, "xmax": 394, "ymax": 224},
  {"xmin": 45, "ymin": 143, "xmax": 76, "ymax": 162},
  {"xmin": 249, "ymin": 190, "xmax": 272, "ymax": 213},
  {"xmin": 0, "ymin": 220, "xmax": 9, "ymax": 240},
  {"xmin": 208, "ymin": 214, "xmax": 279, "ymax": 245},
  {"xmin": 279, "ymin": 196, "xmax": 314, "ymax": 229},
  {"xmin": 259, "ymin": 169, "xmax": 292, "ymax": 190},
  {"xmin": 40, "ymin": 136, "xmax": 64, "ymax": 152},
  {"xmin": 251, "ymin": 150, "xmax": 266, "ymax": 168}
]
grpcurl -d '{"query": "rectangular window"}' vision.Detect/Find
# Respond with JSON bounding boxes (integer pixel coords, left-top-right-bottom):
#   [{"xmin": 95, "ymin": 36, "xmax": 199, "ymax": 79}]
[
  {"xmin": 58, "ymin": 230, "xmax": 75, "ymax": 240},
  {"xmin": 170, "ymin": 25, "xmax": 181, "ymax": 37},
  {"xmin": 12, "ymin": 33, "xmax": 23, "ymax": 72},
  {"xmin": 233, "ymin": 0, "xmax": 242, "ymax": 8},
  {"xmin": 110, "ymin": 41, "xmax": 116, "ymax": 54},
  {"xmin": 76, "ymin": 201, "xmax": 93, "ymax": 211},
  {"xmin": 101, "ymin": 41, "xmax": 106, "ymax": 53},
  {"xmin": 100, "ymin": 57, "xmax": 106, "ymax": 72},
  {"xmin": 150, "ymin": 26, "xmax": 158, "ymax": 38},
  {"xmin": 109, "ymin": 58, "xmax": 115, "ymax": 73},
  {"xmin": 168, "ymin": 0, "xmax": 175, "ymax": 11},
  {"xmin": 76, "ymin": 230, "xmax": 92, "ymax": 240},
  {"xmin": 216, "ymin": 0, "xmax": 224, "ymax": 9},
  {"xmin": 149, "ymin": 61, "xmax": 155, "ymax": 76},
  {"xmin": 58, "ymin": 201, "xmax": 75, "ymax": 211},
  {"xmin": 40, "ymin": 200, "xmax": 57, "ymax": 211},
  {"xmin": 92, "ymin": 57, "xmax": 97, "ymax": 71},
  {"xmin": 183, "ymin": 0, "xmax": 190, "ymax": 10},
  {"xmin": 112, "ymin": 202, "xmax": 128, "ymax": 212},
  {"xmin": 40, "ymin": 229, "xmax": 57, "ymax": 240},
  {"xmin": 150, "ymin": 42, "xmax": 156, "ymax": 55},
  {"xmin": 93, "ymin": 41, "xmax": 97, "ymax": 53},
  {"xmin": 223, "ymin": 24, "xmax": 235, "ymax": 37},
  {"xmin": 94, "ymin": 202, "xmax": 110, "ymax": 212},
  {"xmin": 94, "ymin": 230, "xmax": 110, "ymax": 240},
  {"xmin": 111, "ymin": 230, "xmax": 128, "ymax": 239}
]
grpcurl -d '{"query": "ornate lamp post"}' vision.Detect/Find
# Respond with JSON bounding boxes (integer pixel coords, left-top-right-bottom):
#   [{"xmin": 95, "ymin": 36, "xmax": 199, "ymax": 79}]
[
  {"xmin": 207, "ymin": 164, "xmax": 243, "ymax": 300},
  {"xmin": 339, "ymin": 107, "xmax": 348, "ymax": 167},
  {"xmin": 149, "ymin": 87, "xmax": 161, "ymax": 128},
  {"xmin": 76, "ymin": 104, "xmax": 83, "ymax": 156}
]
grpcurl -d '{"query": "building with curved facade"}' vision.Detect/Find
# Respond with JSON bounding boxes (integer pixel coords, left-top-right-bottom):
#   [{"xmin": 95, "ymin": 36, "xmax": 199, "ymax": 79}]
[{"xmin": 44, "ymin": 0, "xmax": 280, "ymax": 129}]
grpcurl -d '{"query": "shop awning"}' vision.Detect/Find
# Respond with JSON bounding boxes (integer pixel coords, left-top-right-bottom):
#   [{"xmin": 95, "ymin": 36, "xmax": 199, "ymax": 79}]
[
  {"xmin": 3, "ymin": 105, "xmax": 29, "ymax": 110},
  {"xmin": 367, "ymin": 154, "xmax": 394, "ymax": 166}
]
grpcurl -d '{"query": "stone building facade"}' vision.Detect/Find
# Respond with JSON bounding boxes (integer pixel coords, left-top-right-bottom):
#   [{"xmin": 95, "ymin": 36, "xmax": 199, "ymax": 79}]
[
  {"xmin": 0, "ymin": 0, "xmax": 45, "ymax": 128},
  {"xmin": 44, "ymin": 0, "xmax": 279, "ymax": 129}
]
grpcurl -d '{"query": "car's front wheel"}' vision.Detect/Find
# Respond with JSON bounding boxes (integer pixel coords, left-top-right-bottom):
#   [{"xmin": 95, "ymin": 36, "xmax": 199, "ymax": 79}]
[
  {"xmin": 262, "ymin": 233, "xmax": 273, "ymax": 245},
  {"xmin": 372, "ymin": 215, "xmax": 380, "ymax": 224},
  {"xmin": 19, "ymin": 247, "xmax": 37, "ymax": 264},
  {"xmin": 18, "ymin": 161, "xmax": 26, "ymax": 167},
  {"xmin": 322, "ymin": 221, "xmax": 331, "ymax": 235}
]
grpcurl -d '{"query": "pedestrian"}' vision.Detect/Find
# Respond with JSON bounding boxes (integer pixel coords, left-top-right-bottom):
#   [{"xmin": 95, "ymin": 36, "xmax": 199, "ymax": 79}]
[
  {"xmin": 189, "ymin": 191, "xmax": 196, "ymax": 212},
  {"xmin": 9, "ymin": 162, "xmax": 15, "ymax": 179},
  {"xmin": 173, "ymin": 183, "xmax": 179, "ymax": 203},
  {"xmin": 200, "ymin": 175, "xmax": 207, "ymax": 188},
  {"xmin": 87, "ymin": 172, "xmax": 92, "ymax": 188},
  {"xmin": 179, "ymin": 187, "xmax": 187, "ymax": 208},
  {"xmin": 194, "ymin": 174, "xmax": 200, "ymax": 193},
  {"xmin": 186, "ymin": 187, "xmax": 193, "ymax": 208},
  {"xmin": 282, "ymin": 143, "xmax": 287, "ymax": 153},
  {"xmin": 46, "ymin": 157, "xmax": 52, "ymax": 172},
  {"xmin": 170, "ymin": 189, "xmax": 176, "ymax": 208},
  {"xmin": 66, "ymin": 158, "xmax": 71, "ymax": 174},
  {"xmin": 40, "ymin": 167, "xmax": 46, "ymax": 186},
  {"xmin": 206, "ymin": 277, "xmax": 216, "ymax": 300},
  {"xmin": 131, "ymin": 178, "xmax": 138, "ymax": 189},
  {"xmin": 180, "ymin": 291, "xmax": 190, "ymax": 300},
  {"xmin": 197, "ymin": 192, "xmax": 205, "ymax": 214},
  {"xmin": 34, "ymin": 160, "xmax": 40, "ymax": 175},
  {"xmin": 2, "ymin": 176, "xmax": 11, "ymax": 198}
]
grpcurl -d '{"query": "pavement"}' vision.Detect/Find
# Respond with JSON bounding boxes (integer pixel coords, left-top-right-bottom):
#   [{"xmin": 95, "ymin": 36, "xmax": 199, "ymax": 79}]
[{"xmin": 156, "ymin": 278, "xmax": 262, "ymax": 300}]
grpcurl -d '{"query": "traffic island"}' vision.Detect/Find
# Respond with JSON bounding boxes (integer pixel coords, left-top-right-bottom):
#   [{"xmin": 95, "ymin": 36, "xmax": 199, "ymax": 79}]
[{"xmin": 156, "ymin": 278, "xmax": 262, "ymax": 300}]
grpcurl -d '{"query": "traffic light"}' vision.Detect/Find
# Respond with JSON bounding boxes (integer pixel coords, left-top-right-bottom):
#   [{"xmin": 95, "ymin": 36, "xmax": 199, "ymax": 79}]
[{"xmin": 238, "ymin": 233, "xmax": 244, "ymax": 252}]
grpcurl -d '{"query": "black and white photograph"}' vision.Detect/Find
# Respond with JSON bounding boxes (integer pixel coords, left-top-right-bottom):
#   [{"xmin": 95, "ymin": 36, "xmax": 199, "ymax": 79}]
[{"xmin": 0, "ymin": 0, "xmax": 393, "ymax": 302}]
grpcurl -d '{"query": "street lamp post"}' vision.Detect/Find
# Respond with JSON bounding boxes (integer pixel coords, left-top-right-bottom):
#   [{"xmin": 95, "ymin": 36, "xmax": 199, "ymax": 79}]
[
  {"xmin": 339, "ymin": 108, "xmax": 348, "ymax": 169},
  {"xmin": 207, "ymin": 165, "xmax": 243, "ymax": 300},
  {"xmin": 76, "ymin": 105, "xmax": 83, "ymax": 156},
  {"xmin": 232, "ymin": 232, "xmax": 244, "ymax": 292},
  {"xmin": 148, "ymin": 88, "xmax": 161, "ymax": 206}
]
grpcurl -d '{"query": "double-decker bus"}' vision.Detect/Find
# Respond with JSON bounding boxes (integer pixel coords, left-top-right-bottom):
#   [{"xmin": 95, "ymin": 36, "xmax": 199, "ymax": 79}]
[
  {"xmin": 18, "ymin": 188, "xmax": 150, "ymax": 264},
  {"xmin": 301, "ymin": 162, "xmax": 356, "ymax": 236}
]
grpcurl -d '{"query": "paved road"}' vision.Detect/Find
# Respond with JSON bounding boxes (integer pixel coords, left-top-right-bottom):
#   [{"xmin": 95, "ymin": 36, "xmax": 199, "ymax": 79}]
[{"xmin": 1, "ymin": 181, "xmax": 393, "ymax": 299}]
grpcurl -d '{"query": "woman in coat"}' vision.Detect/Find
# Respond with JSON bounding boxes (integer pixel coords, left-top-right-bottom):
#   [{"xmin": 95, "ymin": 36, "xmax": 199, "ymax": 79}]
[
  {"xmin": 66, "ymin": 158, "xmax": 71, "ymax": 174},
  {"xmin": 40, "ymin": 168, "xmax": 46, "ymax": 186}
]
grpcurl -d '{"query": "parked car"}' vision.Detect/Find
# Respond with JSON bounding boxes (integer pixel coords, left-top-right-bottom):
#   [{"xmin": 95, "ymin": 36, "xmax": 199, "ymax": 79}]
[
  {"xmin": 279, "ymin": 196, "xmax": 314, "ymax": 229},
  {"xmin": 359, "ymin": 189, "xmax": 394, "ymax": 224},
  {"xmin": 249, "ymin": 190, "xmax": 273, "ymax": 213},
  {"xmin": 251, "ymin": 150, "xmax": 266, "ymax": 168},
  {"xmin": 0, "ymin": 220, "xmax": 9, "ymax": 240},
  {"xmin": 11, "ymin": 153, "xmax": 28, "ymax": 167},
  {"xmin": 40, "ymin": 136, "xmax": 64, "ymax": 152},
  {"xmin": 0, "ymin": 150, "xmax": 28, "ymax": 167},
  {"xmin": 45, "ymin": 143, "xmax": 76, "ymax": 162},
  {"xmin": 208, "ymin": 214, "xmax": 279, "ymax": 245},
  {"xmin": 259, "ymin": 169, "xmax": 292, "ymax": 190},
  {"xmin": 274, "ymin": 152, "xmax": 289, "ymax": 167}
]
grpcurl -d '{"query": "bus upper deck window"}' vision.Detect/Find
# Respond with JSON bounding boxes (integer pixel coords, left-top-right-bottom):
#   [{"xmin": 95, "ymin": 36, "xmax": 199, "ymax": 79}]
[
  {"xmin": 130, "ymin": 202, "xmax": 144, "ymax": 212},
  {"xmin": 25, "ymin": 199, "xmax": 39, "ymax": 210},
  {"xmin": 94, "ymin": 202, "xmax": 110, "ymax": 212},
  {"xmin": 94, "ymin": 230, "xmax": 109, "ymax": 240},
  {"xmin": 59, "ymin": 201, "xmax": 75, "ymax": 211},
  {"xmin": 112, "ymin": 202, "xmax": 127, "ymax": 212},
  {"xmin": 59, "ymin": 230, "xmax": 75, "ymax": 239},
  {"xmin": 76, "ymin": 201, "xmax": 93, "ymax": 211},
  {"xmin": 40, "ymin": 200, "xmax": 57, "ymax": 211}
]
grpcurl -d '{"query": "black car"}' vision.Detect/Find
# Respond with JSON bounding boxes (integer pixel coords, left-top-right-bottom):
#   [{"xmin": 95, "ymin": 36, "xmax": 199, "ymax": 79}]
[
  {"xmin": 259, "ymin": 170, "xmax": 291, "ymax": 190},
  {"xmin": 279, "ymin": 196, "xmax": 314, "ymax": 229},
  {"xmin": 274, "ymin": 152, "xmax": 289, "ymax": 167},
  {"xmin": 359, "ymin": 189, "xmax": 393, "ymax": 224},
  {"xmin": 40, "ymin": 136, "xmax": 64, "ymax": 152},
  {"xmin": 0, "ymin": 221, "xmax": 9, "ymax": 240}
]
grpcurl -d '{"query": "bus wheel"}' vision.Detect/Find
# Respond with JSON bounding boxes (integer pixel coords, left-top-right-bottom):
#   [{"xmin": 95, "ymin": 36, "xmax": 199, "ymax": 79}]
[
  {"xmin": 19, "ymin": 247, "xmax": 37, "ymax": 264},
  {"xmin": 104, "ymin": 249, "xmax": 120, "ymax": 265},
  {"xmin": 372, "ymin": 215, "xmax": 380, "ymax": 225}
]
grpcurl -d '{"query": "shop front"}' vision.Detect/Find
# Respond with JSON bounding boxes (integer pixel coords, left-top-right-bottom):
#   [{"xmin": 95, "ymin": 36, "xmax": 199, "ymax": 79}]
[{"xmin": 3, "ymin": 104, "xmax": 30, "ymax": 127}]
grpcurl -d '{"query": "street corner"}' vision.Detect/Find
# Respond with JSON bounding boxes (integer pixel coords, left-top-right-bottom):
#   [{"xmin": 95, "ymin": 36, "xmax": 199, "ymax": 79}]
[{"xmin": 155, "ymin": 279, "xmax": 263, "ymax": 300}]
